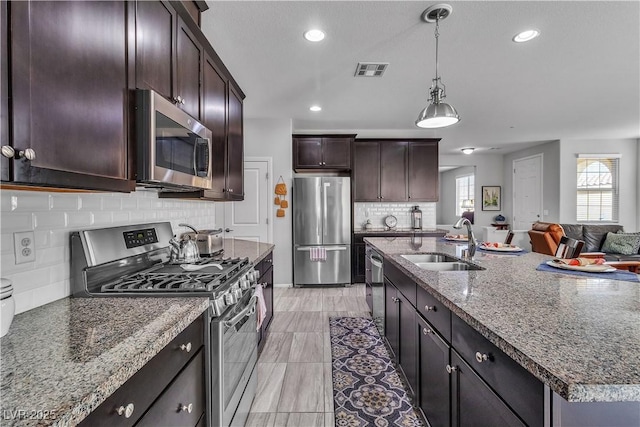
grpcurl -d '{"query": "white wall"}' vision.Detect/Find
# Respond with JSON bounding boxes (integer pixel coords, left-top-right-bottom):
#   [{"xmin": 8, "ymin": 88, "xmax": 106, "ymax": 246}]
[
  {"xmin": 437, "ymin": 166, "xmax": 475, "ymax": 225},
  {"xmin": 439, "ymin": 154, "xmax": 504, "ymax": 234},
  {"xmin": 0, "ymin": 189, "xmax": 216, "ymax": 314},
  {"xmin": 558, "ymin": 138, "xmax": 638, "ymax": 231},
  {"xmin": 243, "ymin": 118, "xmax": 293, "ymax": 285},
  {"xmin": 502, "ymin": 141, "xmax": 561, "ymax": 224}
]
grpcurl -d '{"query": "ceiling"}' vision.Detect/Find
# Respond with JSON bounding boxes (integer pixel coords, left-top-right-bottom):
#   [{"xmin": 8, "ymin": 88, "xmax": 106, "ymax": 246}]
[{"xmin": 200, "ymin": 1, "xmax": 640, "ymax": 155}]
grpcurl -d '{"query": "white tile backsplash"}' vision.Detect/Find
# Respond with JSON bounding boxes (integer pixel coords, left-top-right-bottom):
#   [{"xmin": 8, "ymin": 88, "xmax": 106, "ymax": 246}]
[
  {"xmin": 354, "ymin": 202, "xmax": 437, "ymax": 230},
  {"xmin": 0, "ymin": 188, "xmax": 217, "ymax": 314}
]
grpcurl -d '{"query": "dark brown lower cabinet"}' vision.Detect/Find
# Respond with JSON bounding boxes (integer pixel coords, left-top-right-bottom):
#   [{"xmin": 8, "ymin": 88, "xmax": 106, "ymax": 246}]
[
  {"xmin": 450, "ymin": 350, "xmax": 525, "ymax": 427},
  {"xmin": 136, "ymin": 349, "xmax": 205, "ymax": 427},
  {"xmin": 365, "ymin": 282, "xmax": 373, "ymax": 313},
  {"xmin": 398, "ymin": 292, "xmax": 418, "ymax": 396},
  {"xmin": 417, "ymin": 316, "xmax": 450, "ymax": 427},
  {"xmin": 384, "ymin": 280, "xmax": 400, "ymax": 359},
  {"xmin": 257, "ymin": 251, "xmax": 274, "ymax": 352}
]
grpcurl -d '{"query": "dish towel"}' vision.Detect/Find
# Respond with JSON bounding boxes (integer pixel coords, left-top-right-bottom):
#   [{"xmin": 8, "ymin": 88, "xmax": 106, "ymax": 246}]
[
  {"xmin": 310, "ymin": 247, "xmax": 327, "ymax": 262},
  {"xmin": 536, "ymin": 263, "xmax": 639, "ymax": 282},
  {"xmin": 255, "ymin": 285, "xmax": 268, "ymax": 330}
]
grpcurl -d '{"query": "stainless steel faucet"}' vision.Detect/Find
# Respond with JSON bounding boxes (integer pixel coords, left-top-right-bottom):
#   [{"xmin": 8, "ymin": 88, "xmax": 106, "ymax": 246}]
[{"xmin": 453, "ymin": 217, "xmax": 477, "ymax": 260}]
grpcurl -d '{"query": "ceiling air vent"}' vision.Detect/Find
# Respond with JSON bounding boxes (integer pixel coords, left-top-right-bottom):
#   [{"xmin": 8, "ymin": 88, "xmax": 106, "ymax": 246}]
[{"xmin": 354, "ymin": 62, "xmax": 389, "ymax": 77}]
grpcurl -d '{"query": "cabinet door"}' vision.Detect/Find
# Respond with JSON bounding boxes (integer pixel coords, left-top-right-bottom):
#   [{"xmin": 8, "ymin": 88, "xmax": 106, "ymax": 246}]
[
  {"xmin": 294, "ymin": 137, "xmax": 323, "ymax": 168},
  {"xmin": 9, "ymin": 1, "xmax": 133, "ymax": 192},
  {"xmin": 399, "ymin": 292, "xmax": 418, "ymax": 396},
  {"xmin": 365, "ymin": 282, "xmax": 373, "ymax": 314},
  {"xmin": 135, "ymin": 0, "xmax": 175, "ymax": 100},
  {"xmin": 450, "ymin": 351, "xmax": 526, "ymax": 427},
  {"xmin": 1, "ymin": 2, "xmax": 8, "ymax": 182},
  {"xmin": 380, "ymin": 141, "xmax": 408, "ymax": 201},
  {"xmin": 202, "ymin": 53, "xmax": 227, "ymax": 198},
  {"xmin": 322, "ymin": 137, "xmax": 351, "ymax": 169},
  {"xmin": 136, "ymin": 349, "xmax": 205, "ymax": 427},
  {"xmin": 408, "ymin": 141, "xmax": 439, "ymax": 202},
  {"xmin": 176, "ymin": 15, "xmax": 202, "ymax": 119},
  {"xmin": 353, "ymin": 243, "xmax": 366, "ymax": 284},
  {"xmin": 418, "ymin": 316, "xmax": 450, "ymax": 427},
  {"xmin": 384, "ymin": 280, "xmax": 400, "ymax": 359},
  {"xmin": 226, "ymin": 84, "xmax": 244, "ymax": 199},
  {"xmin": 353, "ymin": 141, "xmax": 381, "ymax": 201}
]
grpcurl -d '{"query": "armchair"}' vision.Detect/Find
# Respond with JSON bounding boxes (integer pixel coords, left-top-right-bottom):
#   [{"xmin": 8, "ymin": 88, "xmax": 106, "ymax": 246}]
[{"xmin": 528, "ymin": 222, "xmax": 565, "ymax": 255}]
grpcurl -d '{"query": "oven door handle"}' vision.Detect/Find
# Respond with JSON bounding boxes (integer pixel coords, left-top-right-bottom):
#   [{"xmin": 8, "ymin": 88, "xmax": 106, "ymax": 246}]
[{"xmin": 223, "ymin": 295, "xmax": 257, "ymax": 328}]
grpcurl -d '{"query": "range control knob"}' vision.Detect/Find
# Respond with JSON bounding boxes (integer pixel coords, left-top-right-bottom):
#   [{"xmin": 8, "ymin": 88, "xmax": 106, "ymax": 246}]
[
  {"xmin": 224, "ymin": 293, "xmax": 236, "ymax": 305},
  {"xmin": 233, "ymin": 288, "xmax": 243, "ymax": 300},
  {"xmin": 240, "ymin": 279, "xmax": 250, "ymax": 290}
]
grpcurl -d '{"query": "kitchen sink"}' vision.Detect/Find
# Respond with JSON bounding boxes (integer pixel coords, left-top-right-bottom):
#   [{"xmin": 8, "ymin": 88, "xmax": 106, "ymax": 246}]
[
  {"xmin": 401, "ymin": 254, "xmax": 485, "ymax": 271},
  {"xmin": 412, "ymin": 262, "xmax": 485, "ymax": 271},
  {"xmin": 401, "ymin": 254, "xmax": 458, "ymax": 263}
]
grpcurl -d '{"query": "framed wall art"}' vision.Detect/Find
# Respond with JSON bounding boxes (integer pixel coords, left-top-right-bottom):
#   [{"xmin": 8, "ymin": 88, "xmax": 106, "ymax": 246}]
[{"xmin": 482, "ymin": 186, "xmax": 501, "ymax": 211}]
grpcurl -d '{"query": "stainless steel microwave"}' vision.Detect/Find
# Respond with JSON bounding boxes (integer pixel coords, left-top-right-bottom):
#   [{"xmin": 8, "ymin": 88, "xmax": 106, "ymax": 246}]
[{"xmin": 135, "ymin": 89, "xmax": 213, "ymax": 190}]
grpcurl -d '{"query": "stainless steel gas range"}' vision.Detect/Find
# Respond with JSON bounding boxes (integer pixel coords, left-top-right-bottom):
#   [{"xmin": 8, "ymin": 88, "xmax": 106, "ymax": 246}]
[{"xmin": 70, "ymin": 222, "xmax": 259, "ymax": 427}]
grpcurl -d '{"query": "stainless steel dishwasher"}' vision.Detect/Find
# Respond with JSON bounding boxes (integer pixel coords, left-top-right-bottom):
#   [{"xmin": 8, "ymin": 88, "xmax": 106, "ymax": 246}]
[{"xmin": 365, "ymin": 245, "xmax": 384, "ymax": 334}]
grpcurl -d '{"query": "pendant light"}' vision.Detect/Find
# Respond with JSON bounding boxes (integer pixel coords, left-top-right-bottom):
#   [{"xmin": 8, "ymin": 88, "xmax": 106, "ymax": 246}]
[{"xmin": 415, "ymin": 4, "xmax": 460, "ymax": 129}]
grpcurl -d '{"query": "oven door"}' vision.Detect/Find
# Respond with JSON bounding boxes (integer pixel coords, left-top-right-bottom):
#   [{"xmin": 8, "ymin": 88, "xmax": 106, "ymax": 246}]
[{"xmin": 211, "ymin": 291, "xmax": 258, "ymax": 427}]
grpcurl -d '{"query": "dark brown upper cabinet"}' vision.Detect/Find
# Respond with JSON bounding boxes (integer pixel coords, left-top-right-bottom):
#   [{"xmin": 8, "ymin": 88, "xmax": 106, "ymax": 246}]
[
  {"xmin": 226, "ymin": 84, "xmax": 244, "ymax": 200},
  {"xmin": 408, "ymin": 140, "xmax": 439, "ymax": 202},
  {"xmin": 292, "ymin": 135, "xmax": 354, "ymax": 172},
  {"xmin": 353, "ymin": 139, "xmax": 439, "ymax": 202},
  {"xmin": 136, "ymin": 1, "xmax": 202, "ymax": 119},
  {"xmin": 202, "ymin": 53, "xmax": 228, "ymax": 198},
  {"xmin": 3, "ymin": 1, "xmax": 134, "ymax": 192}
]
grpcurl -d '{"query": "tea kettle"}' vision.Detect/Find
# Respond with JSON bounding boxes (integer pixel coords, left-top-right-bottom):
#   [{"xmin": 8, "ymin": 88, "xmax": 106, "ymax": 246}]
[{"xmin": 169, "ymin": 228, "xmax": 200, "ymax": 264}]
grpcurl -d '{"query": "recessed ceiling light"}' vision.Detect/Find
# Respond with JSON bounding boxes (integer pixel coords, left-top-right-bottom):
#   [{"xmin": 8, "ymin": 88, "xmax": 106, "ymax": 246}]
[
  {"xmin": 309, "ymin": 105, "xmax": 322, "ymax": 112},
  {"xmin": 461, "ymin": 147, "xmax": 475, "ymax": 155},
  {"xmin": 304, "ymin": 29, "xmax": 325, "ymax": 42},
  {"xmin": 513, "ymin": 29, "xmax": 540, "ymax": 43}
]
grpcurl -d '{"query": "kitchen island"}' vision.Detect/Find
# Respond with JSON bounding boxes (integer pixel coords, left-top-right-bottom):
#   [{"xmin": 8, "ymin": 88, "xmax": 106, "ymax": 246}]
[{"xmin": 366, "ymin": 236, "xmax": 640, "ymax": 426}]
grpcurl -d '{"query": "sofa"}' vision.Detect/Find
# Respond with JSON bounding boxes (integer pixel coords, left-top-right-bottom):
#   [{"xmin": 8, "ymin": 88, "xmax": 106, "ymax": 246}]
[
  {"xmin": 528, "ymin": 222, "xmax": 640, "ymax": 261},
  {"xmin": 560, "ymin": 224, "xmax": 640, "ymax": 262}
]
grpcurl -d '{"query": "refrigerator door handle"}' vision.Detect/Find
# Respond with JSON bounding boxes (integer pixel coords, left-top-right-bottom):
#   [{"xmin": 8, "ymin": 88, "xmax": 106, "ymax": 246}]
[
  {"xmin": 296, "ymin": 246, "xmax": 348, "ymax": 252},
  {"xmin": 322, "ymin": 182, "xmax": 330, "ymax": 237}
]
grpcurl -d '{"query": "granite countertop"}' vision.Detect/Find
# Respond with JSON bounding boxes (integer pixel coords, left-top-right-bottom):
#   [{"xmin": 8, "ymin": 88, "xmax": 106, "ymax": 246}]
[
  {"xmin": 221, "ymin": 238, "xmax": 274, "ymax": 264},
  {"xmin": 365, "ymin": 237, "xmax": 640, "ymax": 403},
  {"xmin": 354, "ymin": 227, "xmax": 448, "ymax": 235},
  {"xmin": 0, "ymin": 297, "xmax": 209, "ymax": 426}
]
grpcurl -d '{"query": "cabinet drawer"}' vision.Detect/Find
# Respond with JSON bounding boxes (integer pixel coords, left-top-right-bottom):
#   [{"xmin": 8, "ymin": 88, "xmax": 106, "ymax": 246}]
[
  {"xmin": 137, "ymin": 348, "xmax": 205, "ymax": 427},
  {"xmin": 451, "ymin": 315, "xmax": 544, "ymax": 427},
  {"xmin": 79, "ymin": 316, "xmax": 204, "ymax": 426},
  {"xmin": 417, "ymin": 286, "xmax": 451, "ymax": 342},
  {"xmin": 383, "ymin": 259, "xmax": 416, "ymax": 307},
  {"xmin": 256, "ymin": 252, "xmax": 273, "ymax": 278}
]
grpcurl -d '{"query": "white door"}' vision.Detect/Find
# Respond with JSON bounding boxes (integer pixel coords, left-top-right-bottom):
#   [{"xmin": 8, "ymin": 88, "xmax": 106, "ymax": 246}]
[
  {"xmin": 513, "ymin": 154, "xmax": 543, "ymax": 230},
  {"xmin": 217, "ymin": 159, "xmax": 272, "ymax": 245}
]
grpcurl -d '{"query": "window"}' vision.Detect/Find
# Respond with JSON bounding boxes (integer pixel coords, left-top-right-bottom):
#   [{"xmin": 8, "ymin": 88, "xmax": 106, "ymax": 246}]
[
  {"xmin": 456, "ymin": 174, "xmax": 475, "ymax": 217},
  {"xmin": 576, "ymin": 156, "xmax": 619, "ymax": 222}
]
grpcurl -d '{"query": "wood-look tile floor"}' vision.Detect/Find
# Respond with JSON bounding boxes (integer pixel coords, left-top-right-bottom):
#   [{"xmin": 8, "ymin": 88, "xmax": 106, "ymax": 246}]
[{"xmin": 246, "ymin": 284, "xmax": 370, "ymax": 427}]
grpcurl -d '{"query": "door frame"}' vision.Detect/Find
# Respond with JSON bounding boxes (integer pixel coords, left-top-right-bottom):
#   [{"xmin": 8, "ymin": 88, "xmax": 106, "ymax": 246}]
[{"xmin": 512, "ymin": 153, "xmax": 544, "ymax": 229}]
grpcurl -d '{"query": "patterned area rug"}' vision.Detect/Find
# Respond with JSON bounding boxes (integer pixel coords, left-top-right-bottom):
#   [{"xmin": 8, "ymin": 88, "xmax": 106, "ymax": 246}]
[{"xmin": 330, "ymin": 317, "xmax": 425, "ymax": 427}]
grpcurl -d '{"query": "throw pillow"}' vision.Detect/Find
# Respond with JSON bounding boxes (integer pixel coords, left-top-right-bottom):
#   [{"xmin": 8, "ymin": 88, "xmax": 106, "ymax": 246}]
[
  {"xmin": 601, "ymin": 232, "xmax": 640, "ymax": 255},
  {"xmin": 617, "ymin": 230, "xmax": 640, "ymax": 254}
]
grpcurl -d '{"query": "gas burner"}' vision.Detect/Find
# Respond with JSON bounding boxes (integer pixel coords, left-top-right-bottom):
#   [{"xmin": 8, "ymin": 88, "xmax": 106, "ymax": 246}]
[{"xmin": 101, "ymin": 272, "xmax": 219, "ymax": 293}]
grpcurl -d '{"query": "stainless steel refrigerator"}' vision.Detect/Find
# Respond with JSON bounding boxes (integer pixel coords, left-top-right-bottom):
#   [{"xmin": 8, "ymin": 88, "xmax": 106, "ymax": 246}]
[{"xmin": 293, "ymin": 177, "xmax": 351, "ymax": 286}]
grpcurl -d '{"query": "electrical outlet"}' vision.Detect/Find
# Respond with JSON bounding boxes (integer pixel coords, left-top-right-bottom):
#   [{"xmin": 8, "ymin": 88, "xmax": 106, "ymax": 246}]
[{"xmin": 14, "ymin": 231, "xmax": 36, "ymax": 264}]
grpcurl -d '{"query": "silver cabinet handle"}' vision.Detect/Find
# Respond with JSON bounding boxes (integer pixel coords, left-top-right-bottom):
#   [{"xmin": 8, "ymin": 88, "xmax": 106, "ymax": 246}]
[
  {"xmin": 228, "ymin": 188, "xmax": 234, "ymax": 193},
  {"xmin": 446, "ymin": 364, "xmax": 457, "ymax": 374},
  {"xmin": 392, "ymin": 297, "xmax": 400, "ymax": 303},
  {"xmin": 475, "ymin": 352, "xmax": 489, "ymax": 363},
  {"xmin": 174, "ymin": 95, "xmax": 185, "ymax": 105},
  {"xmin": 179, "ymin": 403, "xmax": 193, "ymax": 413},
  {"xmin": 423, "ymin": 327, "xmax": 432, "ymax": 335},
  {"xmin": 180, "ymin": 342, "xmax": 192, "ymax": 352},
  {"xmin": 225, "ymin": 228, "xmax": 233, "ymax": 232},
  {"xmin": 116, "ymin": 403, "xmax": 135, "ymax": 418},
  {"xmin": 1, "ymin": 146, "xmax": 36, "ymax": 160},
  {"xmin": 1, "ymin": 146, "xmax": 15, "ymax": 158},
  {"xmin": 424, "ymin": 305, "xmax": 436, "ymax": 312}
]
